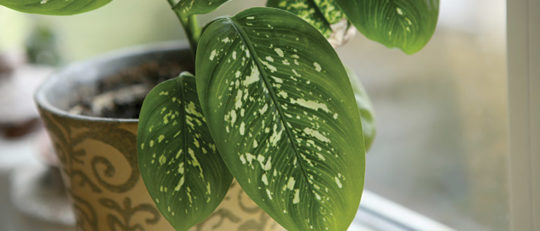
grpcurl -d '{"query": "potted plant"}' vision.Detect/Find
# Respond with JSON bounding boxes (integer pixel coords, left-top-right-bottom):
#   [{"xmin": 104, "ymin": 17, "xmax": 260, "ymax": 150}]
[{"xmin": 3, "ymin": 0, "xmax": 439, "ymax": 230}]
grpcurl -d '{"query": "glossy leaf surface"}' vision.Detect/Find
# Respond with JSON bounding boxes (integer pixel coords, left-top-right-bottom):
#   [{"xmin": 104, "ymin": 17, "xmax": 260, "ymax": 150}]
[
  {"xmin": 138, "ymin": 73, "xmax": 232, "ymax": 231},
  {"xmin": 173, "ymin": 0, "xmax": 229, "ymax": 16},
  {"xmin": 266, "ymin": 0, "xmax": 345, "ymax": 37},
  {"xmin": 196, "ymin": 7, "xmax": 365, "ymax": 231},
  {"xmin": 336, "ymin": 0, "xmax": 439, "ymax": 54},
  {"xmin": 0, "ymin": 0, "xmax": 111, "ymax": 15},
  {"xmin": 347, "ymin": 69, "xmax": 376, "ymax": 151}
]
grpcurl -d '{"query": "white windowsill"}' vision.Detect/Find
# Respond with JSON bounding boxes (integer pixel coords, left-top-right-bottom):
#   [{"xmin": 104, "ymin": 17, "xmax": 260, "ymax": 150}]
[{"xmin": 351, "ymin": 190, "xmax": 455, "ymax": 231}]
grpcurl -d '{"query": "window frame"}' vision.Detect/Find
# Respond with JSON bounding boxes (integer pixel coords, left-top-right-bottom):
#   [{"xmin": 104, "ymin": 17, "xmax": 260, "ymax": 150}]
[{"xmin": 507, "ymin": 0, "xmax": 540, "ymax": 230}]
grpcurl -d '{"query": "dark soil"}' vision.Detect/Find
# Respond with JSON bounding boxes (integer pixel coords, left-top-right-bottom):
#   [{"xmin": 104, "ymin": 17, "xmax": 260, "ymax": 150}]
[{"xmin": 70, "ymin": 60, "xmax": 192, "ymax": 119}]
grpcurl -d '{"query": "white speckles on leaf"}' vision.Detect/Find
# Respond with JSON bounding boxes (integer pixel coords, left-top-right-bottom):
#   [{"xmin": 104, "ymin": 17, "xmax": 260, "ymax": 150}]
[
  {"xmin": 396, "ymin": 7, "xmax": 404, "ymax": 15},
  {"xmin": 240, "ymin": 154, "xmax": 247, "ymax": 164},
  {"xmin": 239, "ymin": 122, "xmax": 246, "ymax": 135},
  {"xmin": 303, "ymin": 127, "xmax": 331, "ymax": 143},
  {"xmin": 209, "ymin": 49, "xmax": 217, "ymax": 61},
  {"xmin": 178, "ymin": 162, "xmax": 184, "ymax": 174},
  {"xmin": 290, "ymin": 98, "xmax": 330, "ymax": 113},
  {"xmin": 292, "ymin": 69, "xmax": 301, "ymax": 77},
  {"xmin": 271, "ymin": 76, "xmax": 283, "ymax": 84},
  {"xmin": 269, "ymin": 126, "xmax": 284, "ymax": 146},
  {"xmin": 159, "ymin": 155, "xmax": 167, "ymax": 165},
  {"xmin": 261, "ymin": 60, "xmax": 277, "ymax": 73},
  {"xmin": 261, "ymin": 156, "xmax": 272, "ymax": 171},
  {"xmin": 286, "ymin": 177, "xmax": 295, "ymax": 190},
  {"xmin": 282, "ymin": 59, "xmax": 291, "ymax": 65},
  {"xmin": 174, "ymin": 176, "xmax": 185, "ymax": 191},
  {"xmin": 274, "ymin": 48, "xmax": 284, "ymax": 57},
  {"xmin": 293, "ymin": 189, "xmax": 300, "ymax": 204},
  {"xmin": 313, "ymin": 62, "xmax": 322, "ymax": 72},
  {"xmin": 245, "ymin": 153, "xmax": 256, "ymax": 165},
  {"xmin": 335, "ymin": 176, "xmax": 343, "ymax": 188},
  {"xmin": 262, "ymin": 174, "xmax": 269, "ymax": 185},
  {"xmin": 266, "ymin": 189, "xmax": 273, "ymax": 200},
  {"xmin": 221, "ymin": 37, "xmax": 231, "ymax": 43},
  {"xmin": 259, "ymin": 104, "xmax": 268, "ymax": 114},
  {"xmin": 234, "ymin": 90, "xmax": 243, "ymax": 109},
  {"xmin": 243, "ymin": 66, "xmax": 260, "ymax": 86},
  {"xmin": 230, "ymin": 110, "xmax": 237, "ymax": 124}
]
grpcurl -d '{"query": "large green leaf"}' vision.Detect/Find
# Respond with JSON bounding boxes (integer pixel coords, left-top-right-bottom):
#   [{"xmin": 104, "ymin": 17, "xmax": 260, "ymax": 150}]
[
  {"xmin": 0, "ymin": 0, "xmax": 110, "ymax": 15},
  {"xmin": 137, "ymin": 72, "xmax": 232, "ymax": 231},
  {"xmin": 347, "ymin": 69, "xmax": 376, "ymax": 151},
  {"xmin": 266, "ymin": 0, "xmax": 346, "ymax": 38},
  {"xmin": 336, "ymin": 0, "xmax": 439, "ymax": 54},
  {"xmin": 173, "ymin": 0, "xmax": 229, "ymax": 16},
  {"xmin": 196, "ymin": 7, "xmax": 365, "ymax": 231}
]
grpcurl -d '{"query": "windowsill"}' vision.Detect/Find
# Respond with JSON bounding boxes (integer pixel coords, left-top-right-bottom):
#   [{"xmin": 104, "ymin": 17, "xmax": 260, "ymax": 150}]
[{"xmin": 352, "ymin": 190, "xmax": 455, "ymax": 231}]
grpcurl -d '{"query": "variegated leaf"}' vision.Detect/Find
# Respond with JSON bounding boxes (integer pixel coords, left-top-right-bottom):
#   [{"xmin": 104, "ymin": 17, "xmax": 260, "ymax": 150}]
[
  {"xmin": 266, "ymin": 0, "xmax": 346, "ymax": 38},
  {"xmin": 196, "ymin": 7, "xmax": 365, "ymax": 231},
  {"xmin": 312, "ymin": 0, "xmax": 346, "ymax": 24},
  {"xmin": 336, "ymin": 0, "xmax": 440, "ymax": 54},
  {"xmin": 173, "ymin": 0, "xmax": 229, "ymax": 16},
  {"xmin": 347, "ymin": 68, "xmax": 376, "ymax": 151},
  {"xmin": 0, "ymin": 0, "xmax": 110, "ymax": 15},
  {"xmin": 137, "ymin": 72, "xmax": 232, "ymax": 231}
]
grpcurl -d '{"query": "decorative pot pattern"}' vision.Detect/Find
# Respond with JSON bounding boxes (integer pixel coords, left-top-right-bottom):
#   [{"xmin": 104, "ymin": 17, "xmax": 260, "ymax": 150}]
[
  {"xmin": 35, "ymin": 44, "xmax": 282, "ymax": 231},
  {"xmin": 39, "ymin": 109, "xmax": 282, "ymax": 231}
]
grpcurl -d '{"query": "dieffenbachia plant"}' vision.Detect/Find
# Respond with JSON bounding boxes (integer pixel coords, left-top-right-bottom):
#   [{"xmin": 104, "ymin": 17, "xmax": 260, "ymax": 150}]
[{"xmin": 1, "ymin": 0, "xmax": 439, "ymax": 230}]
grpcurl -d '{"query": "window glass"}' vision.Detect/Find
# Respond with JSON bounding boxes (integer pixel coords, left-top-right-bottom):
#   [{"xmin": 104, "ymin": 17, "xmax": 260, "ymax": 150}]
[{"xmin": 338, "ymin": 0, "xmax": 508, "ymax": 230}]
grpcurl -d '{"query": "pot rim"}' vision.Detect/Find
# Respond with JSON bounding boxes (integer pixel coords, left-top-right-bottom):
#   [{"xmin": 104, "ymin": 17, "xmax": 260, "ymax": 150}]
[{"xmin": 34, "ymin": 41, "xmax": 190, "ymax": 124}]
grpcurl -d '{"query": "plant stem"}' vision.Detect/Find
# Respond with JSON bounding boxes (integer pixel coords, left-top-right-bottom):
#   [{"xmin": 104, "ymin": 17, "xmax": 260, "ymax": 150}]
[{"xmin": 167, "ymin": 0, "xmax": 201, "ymax": 56}]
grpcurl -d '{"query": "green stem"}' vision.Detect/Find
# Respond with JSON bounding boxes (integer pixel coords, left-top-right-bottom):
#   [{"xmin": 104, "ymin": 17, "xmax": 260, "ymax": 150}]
[{"xmin": 167, "ymin": 0, "xmax": 201, "ymax": 56}]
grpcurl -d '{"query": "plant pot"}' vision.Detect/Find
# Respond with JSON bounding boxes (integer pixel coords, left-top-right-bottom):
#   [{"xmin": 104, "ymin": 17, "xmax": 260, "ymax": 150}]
[{"xmin": 35, "ymin": 43, "xmax": 282, "ymax": 231}]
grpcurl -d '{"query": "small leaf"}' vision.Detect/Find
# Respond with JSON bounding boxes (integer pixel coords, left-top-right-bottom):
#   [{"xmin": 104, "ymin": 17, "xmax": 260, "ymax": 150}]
[
  {"xmin": 266, "ymin": 0, "xmax": 354, "ymax": 47},
  {"xmin": 336, "ymin": 0, "xmax": 440, "ymax": 54},
  {"xmin": 267, "ymin": 0, "xmax": 331, "ymax": 37},
  {"xmin": 196, "ymin": 7, "xmax": 365, "ymax": 231},
  {"xmin": 312, "ymin": 0, "xmax": 346, "ymax": 24},
  {"xmin": 138, "ymin": 72, "xmax": 232, "ymax": 231},
  {"xmin": 0, "ymin": 0, "xmax": 111, "ymax": 15},
  {"xmin": 173, "ymin": 0, "xmax": 229, "ymax": 16},
  {"xmin": 347, "ymin": 68, "xmax": 376, "ymax": 151}
]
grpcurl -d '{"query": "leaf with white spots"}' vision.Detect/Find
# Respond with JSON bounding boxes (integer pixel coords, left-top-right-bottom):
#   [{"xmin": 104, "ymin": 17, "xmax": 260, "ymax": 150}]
[
  {"xmin": 173, "ymin": 0, "xmax": 229, "ymax": 16},
  {"xmin": 336, "ymin": 0, "xmax": 439, "ymax": 54},
  {"xmin": 347, "ymin": 68, "xmax": 376, "ymax": 151},
  {"xmin": 266, "ymin": 0, "xmax": 346, "ymax": 38},
  {"xmin": 196, "ymin": 8, "xmax": 365, "ymax": 231},
  {"xmin": 137, "ymin": 72, "xmax": 232, "ymax": 231},
  {"xmin": 0, "ymin": 0, "xmax": 110, "ymax": 15}
]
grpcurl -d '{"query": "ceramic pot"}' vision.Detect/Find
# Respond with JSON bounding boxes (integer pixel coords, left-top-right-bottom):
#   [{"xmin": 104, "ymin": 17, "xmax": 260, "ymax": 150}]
[{"xmin": 35, "ymin": 43, "xmax": 281, "ymax": 231}]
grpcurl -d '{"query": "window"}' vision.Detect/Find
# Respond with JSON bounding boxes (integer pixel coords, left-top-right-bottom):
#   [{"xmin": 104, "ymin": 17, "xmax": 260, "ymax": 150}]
[{"xmin": 338, "ymin": 0, "xmax": 508, "ymax": 230}]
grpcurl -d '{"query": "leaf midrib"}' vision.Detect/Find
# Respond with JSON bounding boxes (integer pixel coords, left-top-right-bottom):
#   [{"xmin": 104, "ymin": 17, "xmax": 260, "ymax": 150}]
[
  {"xmin": 227, "ymin": 17, "xmax": 317, "ymax": 206},
  {"xmin": 178, "ymin": 77, "xmax": 190, "ymax": 203}
]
